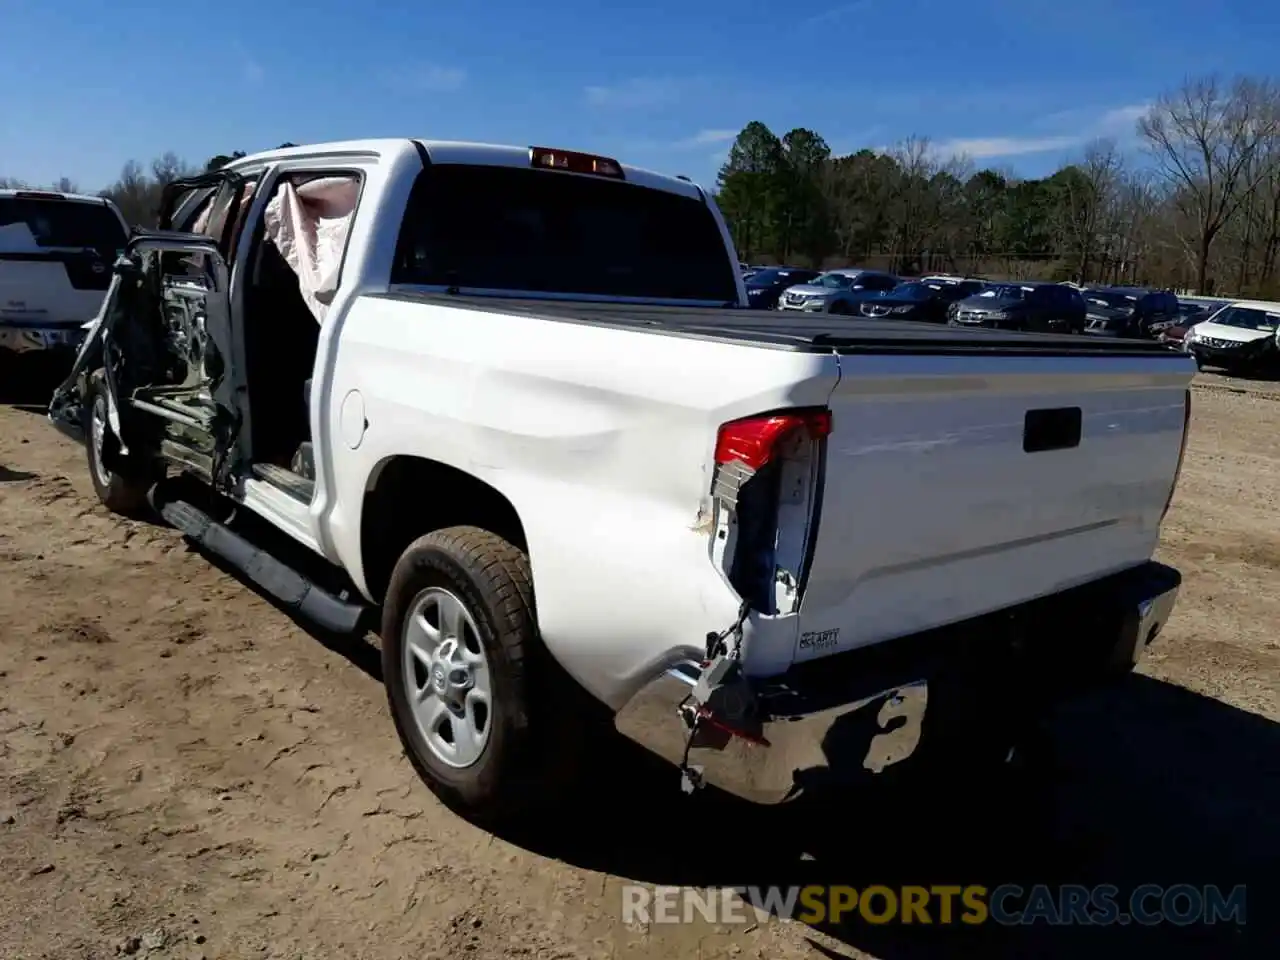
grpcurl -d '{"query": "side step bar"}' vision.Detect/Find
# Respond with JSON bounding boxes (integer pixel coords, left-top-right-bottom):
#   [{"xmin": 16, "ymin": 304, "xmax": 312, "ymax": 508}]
[{"xmin": 153, "ymin": 494, "xmax": 365, "ymax": 634}]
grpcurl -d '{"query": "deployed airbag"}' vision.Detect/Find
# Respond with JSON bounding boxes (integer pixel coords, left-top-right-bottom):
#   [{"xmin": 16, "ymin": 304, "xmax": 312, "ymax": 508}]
[{"xmin": 262, "ymin": 177, "xmax": 359, "ymax": 323}]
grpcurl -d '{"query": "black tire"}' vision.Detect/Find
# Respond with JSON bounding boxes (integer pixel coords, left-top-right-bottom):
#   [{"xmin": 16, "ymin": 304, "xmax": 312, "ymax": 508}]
[
  {"xmin": 381, "ymin": 526, "xmax": 585, "ymax": 823},
  {"xmin": 84, "ymin": 373, "xmax": 155, "ymax": 517}
]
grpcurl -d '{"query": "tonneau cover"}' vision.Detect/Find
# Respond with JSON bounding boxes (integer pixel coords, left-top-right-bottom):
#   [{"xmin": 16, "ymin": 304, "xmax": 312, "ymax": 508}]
[{"xmin": 379, "ymin": 292, "xmax": 1184, "ymax": 357}]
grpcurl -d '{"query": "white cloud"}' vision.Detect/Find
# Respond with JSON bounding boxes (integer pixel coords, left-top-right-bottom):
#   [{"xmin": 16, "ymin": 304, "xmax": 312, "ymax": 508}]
[
  {"xmin": 584, "ymin": 77, "xmax": 682, "ymax": 109},
  {"xmin": 931, "ymin": 134, "xmax": 1082, "ymax": 159},
  {"xmin": 931, "ymin": 102, "xmax": 1152, "ymax": 161},
  {"xmin": 673, "ymin": 129, "xmax": 737, "ymax": 149},
  {"xmin": 394, "ymin": 64, "xmax": 467, "ymax": 92},
  {"xmin": 799, "ymin": 1, "xmax": 872, "ymax": 29},
  {"xmin": 1095, "ymin": 103, "xmax": 1150, "ymax": 136}
]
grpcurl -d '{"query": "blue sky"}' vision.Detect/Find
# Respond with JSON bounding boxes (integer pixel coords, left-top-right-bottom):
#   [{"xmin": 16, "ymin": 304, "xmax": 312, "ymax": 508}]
[{"xmin": 2, "ymin": 0, "xmax": 1276, "ymax": 192}]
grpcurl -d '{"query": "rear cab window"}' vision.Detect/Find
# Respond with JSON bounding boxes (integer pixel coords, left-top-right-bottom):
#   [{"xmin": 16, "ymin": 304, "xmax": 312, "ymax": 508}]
[
  {"xmin": 1, "ymin": 193, "xmax": 128, "ymax": 295},
  {"xmin": 0, "ymin": 194, "xmax": 126, "ymax": 254},
  {"xmin": 391, "ymin": 164, "xmax": 738, "ymax": 304}
]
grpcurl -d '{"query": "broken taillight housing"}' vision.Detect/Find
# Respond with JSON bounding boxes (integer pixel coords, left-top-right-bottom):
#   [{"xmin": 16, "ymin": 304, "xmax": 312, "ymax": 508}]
[{"xmin": 709, "ymin": 409, "xmax": 830, "ymax": 615}]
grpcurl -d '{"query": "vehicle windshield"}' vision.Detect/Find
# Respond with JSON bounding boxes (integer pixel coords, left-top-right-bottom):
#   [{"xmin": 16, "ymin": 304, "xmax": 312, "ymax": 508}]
[
  {"xmin": 811, "ymin": 272, "xmax": 856, "ymax": 289},
  {"xmin": 888, "ymin": 282, "xmax": 937, "ymax": 300},
  {"xmin": 390, "ymin": 165, "xmax": 739, "ymax": 303},
  {"xmin": 977, "ymin": 283, "xmax": 1032, "ymax": 301},
  {"xmin": 1083, "ymin": 289, "xmax": 1138, "ymax": 311},
  {"xmin": 1179, "ymin": 300, "xmax": 1226, "ymax": 317},
  {"xmin": 1208, "ymin": 306, "xmax": 1280, "ymax": 332},
  {"xmin": 0, "ymin": 196, "xmax": 127, "ymax": 253},
  {"xmin": 746, "ymin": 268, "xmax": 811, "ymax": 288}
]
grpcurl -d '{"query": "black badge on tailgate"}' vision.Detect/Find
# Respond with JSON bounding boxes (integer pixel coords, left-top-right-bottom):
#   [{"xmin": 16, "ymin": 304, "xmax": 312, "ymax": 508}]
[{"xmin": 799, "ymin": 628, "xmax": 840, "ymax": 652}]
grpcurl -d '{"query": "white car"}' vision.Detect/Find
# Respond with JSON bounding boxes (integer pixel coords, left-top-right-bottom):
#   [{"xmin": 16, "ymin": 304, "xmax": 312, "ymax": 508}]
[
  {"xmin": 1182, "ymin": 299, "xmax": 1280, "ymax": 373},
  {"xmin": 0, "ymin": 189, "xmax": 128, "ymax": 373},
  {"xmin": 51, "ymin": 139, "xmax": 1193, "ymax": 821}
]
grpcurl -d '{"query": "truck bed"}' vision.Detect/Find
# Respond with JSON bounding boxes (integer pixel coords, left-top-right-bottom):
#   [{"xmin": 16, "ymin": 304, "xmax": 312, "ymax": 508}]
[
  {"xmin": 364, "ymin": 288, "xmax": 1194, "ymax": 678},
  {"xmin": 376, "ymin": 291, "xmax": 1184, "ymax": 357}
]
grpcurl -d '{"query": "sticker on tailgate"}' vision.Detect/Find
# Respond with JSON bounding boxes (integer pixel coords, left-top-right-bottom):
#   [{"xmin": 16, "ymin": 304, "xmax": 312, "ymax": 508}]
[{"xmin": 799, "ymin": 628, "xmax": 840, "ymax": 652}]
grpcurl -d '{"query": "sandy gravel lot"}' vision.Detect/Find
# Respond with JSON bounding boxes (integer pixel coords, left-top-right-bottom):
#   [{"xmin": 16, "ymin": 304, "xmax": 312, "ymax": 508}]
[{"xmin": 1, "ymin": 377, "xmax": 1276, "ymax": 960}]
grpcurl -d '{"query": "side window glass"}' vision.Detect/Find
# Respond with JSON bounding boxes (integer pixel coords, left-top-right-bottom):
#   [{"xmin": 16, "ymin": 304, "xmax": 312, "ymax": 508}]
[{"xmin": 196, "ymin": 178, "xmax": 259, "ymax": 262}]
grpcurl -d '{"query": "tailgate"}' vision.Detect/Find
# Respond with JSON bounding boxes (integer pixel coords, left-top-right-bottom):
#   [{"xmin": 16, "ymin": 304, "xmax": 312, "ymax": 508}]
[
  {"xmin": 792, "ymin": 351, "xmax": 1193, "ymax": 664},
  {"xmin": 0, "ymin": 254, "xmax": 110, "ymax": 326}
]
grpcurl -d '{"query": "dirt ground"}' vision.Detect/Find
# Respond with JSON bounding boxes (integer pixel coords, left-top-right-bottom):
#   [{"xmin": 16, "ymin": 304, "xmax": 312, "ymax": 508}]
[{"xmin": 1, "ymin": 376, "xmax": 1277, "ymax": 960}]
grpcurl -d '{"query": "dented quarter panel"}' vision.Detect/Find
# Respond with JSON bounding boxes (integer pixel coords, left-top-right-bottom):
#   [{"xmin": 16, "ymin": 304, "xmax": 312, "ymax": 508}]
[{"xmin": 323, "ymin": 293, "xmax": 840, "ymax": 708}]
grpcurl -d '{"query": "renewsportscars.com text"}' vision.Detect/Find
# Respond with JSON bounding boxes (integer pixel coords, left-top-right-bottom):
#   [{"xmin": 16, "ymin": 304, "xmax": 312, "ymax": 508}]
[{"xmin": 622, "ymin": 883, "xmax": 1247, "ymax": 927}]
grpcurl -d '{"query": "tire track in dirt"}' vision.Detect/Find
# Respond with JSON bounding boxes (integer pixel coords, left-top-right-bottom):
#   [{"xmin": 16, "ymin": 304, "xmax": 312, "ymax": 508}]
[{"xmin": 3, "ymin": 394, "xmax": 1277, "ymax": 960}]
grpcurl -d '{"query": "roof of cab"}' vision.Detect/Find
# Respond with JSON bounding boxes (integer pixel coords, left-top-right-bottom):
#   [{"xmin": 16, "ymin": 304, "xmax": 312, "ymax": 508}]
[
  {"xmin": 225, "ymin": 138, "xmax": 707, "ymax": 201},
  {"xmin": 1226, "ymin": 299, "xmax": 1280, "ymax": 312},
  {"xmin": 0, "ymin": 188, "xmax": 115, "ymax": 206}
]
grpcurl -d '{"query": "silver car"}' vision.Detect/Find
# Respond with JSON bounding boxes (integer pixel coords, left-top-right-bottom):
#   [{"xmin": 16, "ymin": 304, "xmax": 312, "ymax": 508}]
[{"xmin": 776, "ymin": 268, "xmax": 899, "ymax": 312}]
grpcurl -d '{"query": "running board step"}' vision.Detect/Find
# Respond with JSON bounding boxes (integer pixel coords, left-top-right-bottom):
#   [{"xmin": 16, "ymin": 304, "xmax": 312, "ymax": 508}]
[
  {"xmin": 153, "ymin": 495, "xmax": 364, "ymax": 634},
  {"xmin": 252, "ymin": 462, "xmax": 315, "ymax": 503}
]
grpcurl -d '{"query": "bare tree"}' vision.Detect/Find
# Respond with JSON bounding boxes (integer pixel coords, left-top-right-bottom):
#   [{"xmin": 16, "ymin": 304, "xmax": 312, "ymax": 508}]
[
  {"xmin": 888, "ymin": 135, "xmax": 936, "ymax": 273},
  {"xmin": 1059, "ymin": 139, "xmax": 1124, "ymax": 283},
  {"xmin": 1139, "ymin": 75, "xmax": 1280, "ymax": 293},
  {"xmin": 103, "ymin": 160, "xmax": 157, "ymax": 227},
  {"xmin": 151, "ymin": 151, "xmax": 193, "ymax": 187}
]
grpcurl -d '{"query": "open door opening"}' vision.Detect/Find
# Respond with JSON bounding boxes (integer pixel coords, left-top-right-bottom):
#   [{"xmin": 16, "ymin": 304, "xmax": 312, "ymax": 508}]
[{"xmin": 238, "ymin": 174, "xmax": 359, "ymax": 504}]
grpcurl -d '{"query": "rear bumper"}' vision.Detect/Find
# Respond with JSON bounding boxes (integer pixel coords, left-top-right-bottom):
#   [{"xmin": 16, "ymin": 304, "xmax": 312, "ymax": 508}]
[
  {"xmin": 614, "ymin": 560, "xmax": 1181, "ymax": 804},
  {"xmin": 0, "ymin": 322, "xmax": 86, "ymax": 357}
]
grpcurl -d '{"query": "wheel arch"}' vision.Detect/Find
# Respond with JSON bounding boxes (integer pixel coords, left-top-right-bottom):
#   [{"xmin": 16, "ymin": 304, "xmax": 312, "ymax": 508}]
[{"xmin": 358, "ymin": 454, "xmax": 529, "ymax": 607}]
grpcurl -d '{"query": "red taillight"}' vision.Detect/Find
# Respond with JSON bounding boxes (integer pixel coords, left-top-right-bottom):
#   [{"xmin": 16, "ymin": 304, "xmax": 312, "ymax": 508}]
[
  {"xmin": 709, "ymin": 408, "xmax": 830, "ymax": 616},
  {"xmin": 530, "ymin": 146, "xmax": 624, "ymax": 179},
  {"xmin": 1161, "ymin": 389, "xmax": 1192, "ymax": 523},
  {"xmin": 714, "ymin": 410, "xmax": 832, "ymax": 472}
]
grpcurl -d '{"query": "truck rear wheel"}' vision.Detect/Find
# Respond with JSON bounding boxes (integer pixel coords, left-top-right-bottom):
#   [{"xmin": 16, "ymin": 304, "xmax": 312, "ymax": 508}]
[
  {"xmin": 381, "ymin": 526, "xmax": 582, "ymax": 823},
  {"xmin": 84, "ymin": 374, "xmax": 155, "ymax": 518}
]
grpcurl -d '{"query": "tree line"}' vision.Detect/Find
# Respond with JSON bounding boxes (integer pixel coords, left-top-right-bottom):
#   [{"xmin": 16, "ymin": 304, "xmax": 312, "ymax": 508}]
[
  {"xmin": 7, "ymin": 75, "xmax": 1280, "ymax": 296},
  {"xmin": 716, "ymin": 74, "xmax": 1280, "ymax": 296},
  {"xmin": 1, "ymin": 145, "xmax": 294, "ymax": 233}
]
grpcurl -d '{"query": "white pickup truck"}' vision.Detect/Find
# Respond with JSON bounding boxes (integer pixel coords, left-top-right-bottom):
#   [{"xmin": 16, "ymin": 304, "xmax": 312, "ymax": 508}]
[{"xmin": 50, "ymin": 139, "xmax": 1194, "ymax": 821}]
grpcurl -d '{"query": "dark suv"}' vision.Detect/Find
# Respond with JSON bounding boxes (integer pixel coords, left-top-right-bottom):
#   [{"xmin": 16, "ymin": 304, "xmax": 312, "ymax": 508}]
[
  {"xmin": 743, "ymin": 267, "xmax": 821, "ymax": 310},
  {"xmin": 1081, "ymin": 287, "xmax": 1180, "ymax": 339},
  {"xmin": 850, "ymin": 278, "xmax": 986, "ymax": 323},
  {"xmin": 949, "ymin": 282, "xmax": 1086, "ymax": 333}
]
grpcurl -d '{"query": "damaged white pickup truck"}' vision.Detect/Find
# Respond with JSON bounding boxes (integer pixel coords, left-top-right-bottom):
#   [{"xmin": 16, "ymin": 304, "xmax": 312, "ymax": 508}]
[{"xmin": 50, "ymin": 139, "xmax": 1195, "ymax": 821}]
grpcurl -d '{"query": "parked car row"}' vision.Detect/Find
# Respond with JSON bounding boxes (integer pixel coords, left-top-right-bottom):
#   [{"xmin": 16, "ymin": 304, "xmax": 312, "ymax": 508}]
[{"xmin": 737, "ymin": 263, "xmax": 1229, "ymax": 346}]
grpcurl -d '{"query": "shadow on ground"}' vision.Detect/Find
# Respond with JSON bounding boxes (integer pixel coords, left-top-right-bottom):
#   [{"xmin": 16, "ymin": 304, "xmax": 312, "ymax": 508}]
[
  {"xmin": 0, "ymin": 362, "xmax": 66, "ymax": 406},
  {"xmin": 167, "ymin": 497, "xmax": 1274, "ymax": 957},
  {"xmin": 67, "ymin": 400, "xmax": 1266, "ymax": 958},
  {"xmin": 0, "ymin": 465, "xmax": 39, "ymax": 482},
  {"xmin": 499, "ymin": 673, "xmax": 1277, "ymax": 959},
  {"xmin": 175, "ymin": 501, "xmax": 385, "ymax": 683}
]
